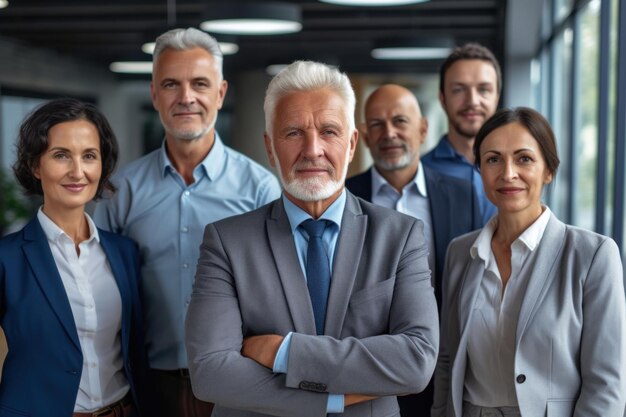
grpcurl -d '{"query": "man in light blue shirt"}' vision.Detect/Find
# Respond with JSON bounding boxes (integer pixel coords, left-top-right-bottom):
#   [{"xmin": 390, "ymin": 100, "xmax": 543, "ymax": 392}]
[
  {"xmin": 421, "ymin": 43, "xmax": 501, "ymax": 223},
  {"xmin": 185, "ymin": 61, "xmax": 438, "ymax": 417},
  {"xmin": 94, "ymin": 28, "xmax": 280, "ymax": 417}
]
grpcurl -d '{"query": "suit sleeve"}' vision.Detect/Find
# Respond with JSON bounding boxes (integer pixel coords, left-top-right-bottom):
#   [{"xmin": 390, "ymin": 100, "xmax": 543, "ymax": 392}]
[
  {"xmin": 0, "ymin": 252, "xmax": 5, "ymax": 318},
  {"xmin": 185, "ymin": 223, "xmax": 329, "ymax": 417},
  {"xmin": 284, "ymin": 220, "xmax": 439, "ymax": 396},
  {"xmin": 574, "ymin": 238, "xmax": 626, "ymax": 417},
  {"xmin": 430, "ymin": 239, "xmax": 459, "ymax": 417},
  {"xmin": 123, "ymin": 239, "xmax": 150, "ymax": 415}
]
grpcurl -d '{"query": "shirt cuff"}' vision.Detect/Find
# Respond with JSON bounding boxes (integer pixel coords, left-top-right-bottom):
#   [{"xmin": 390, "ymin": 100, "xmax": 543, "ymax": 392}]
[
  {"xmin": 272, "ymin": 332, "xmax": 293, "ymax": 373},
  {"xmin": 327, "ymin": 394, "xmax": 344, "ymax": 413},
  {"xmin": 273, "ymin": 332, "xmax": 343, "ymax": 413}
]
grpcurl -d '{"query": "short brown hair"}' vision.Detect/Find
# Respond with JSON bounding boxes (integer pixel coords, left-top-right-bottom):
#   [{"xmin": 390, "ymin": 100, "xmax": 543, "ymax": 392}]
[
  {"xmin": 473, "ymin": 107, "xmax": 560, "ymax": 176},
  {"xmin": 13, "ymin": 98, "xmax": 119, "ymax": 199},
  {"xmin": 439, "ymin": 43, "xmax": 502, "ymax": 95}
]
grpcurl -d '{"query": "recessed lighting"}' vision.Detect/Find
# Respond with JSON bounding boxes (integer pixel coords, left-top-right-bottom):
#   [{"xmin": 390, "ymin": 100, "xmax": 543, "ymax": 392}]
[
  {"xmin": 201, "ymin": 19, "xmax": 301, "ymax": 35},
  {"xmin": 141, "ymin": 41, "xmax": 239, "ymax": 55},
  {"xmin": 266, "ymin": 64, "xmax": 288, "ymax": 76},
  {"xmin": 217, "ymin": 42, "xmax": 239, "ymax": 55},
  {"xmin": 371, "ymin": 47, "xmax": 451, "ymax": 60},
  {"xmin": 141, "ymin": 42, "xmax": 154, "ymax": 55},
  {"xmin": 109, "ymin": 61, "xmax": 153, "ymax": 74},
  {"xmin": 201, "ymin": 3, "xmax": 302, "ymax": 35},
  {"xmin": 319, "ymin": 0, "xmax": 428, "ymax": 5},
  {"xmin": 0, "ymin": 0, "xmax": 8, "ymax": 9},
  {"xmin": 266, "ymin": 63, "xmax": 338, "ymax": 76}
]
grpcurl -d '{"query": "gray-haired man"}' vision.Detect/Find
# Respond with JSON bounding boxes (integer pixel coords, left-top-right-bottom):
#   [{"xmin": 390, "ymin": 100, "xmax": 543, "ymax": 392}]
[
  {"xmin": 185, "ymin": 61, "xmax": 438, "ymax": 417},
  {"xmin": 94, "ymin": 28, "xmax": 281, "ymax": 417}
]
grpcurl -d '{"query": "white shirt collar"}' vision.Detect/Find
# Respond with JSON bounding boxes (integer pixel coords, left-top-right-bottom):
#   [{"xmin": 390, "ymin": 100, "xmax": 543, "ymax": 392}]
[
  {"xmin": 371, "ymin": 164, "xmax": 427, "ymax": 197},
  {"xmin": 37, "ymin": 207, "xmax": 100, "ymax": 244},
  {"xmin": 470, "ymin": 206, "xmax": 552, "ymax": 262}
]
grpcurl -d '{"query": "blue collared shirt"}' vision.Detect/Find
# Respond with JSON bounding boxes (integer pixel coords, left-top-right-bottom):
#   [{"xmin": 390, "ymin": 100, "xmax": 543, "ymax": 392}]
[
  {"xmin": 282, "ymin": 191, "xmax": 345, "ymax": 273},
  {"xmin": 421, "ymin": 135, "xmax": 496, "ymax": 224},
  {"xmin": 93, "ymin": 133, "xmax": 281, "ymax": 369},
  {"xmin": 273, "ymin": 191, "xmax": 346, "ymax": 413}
]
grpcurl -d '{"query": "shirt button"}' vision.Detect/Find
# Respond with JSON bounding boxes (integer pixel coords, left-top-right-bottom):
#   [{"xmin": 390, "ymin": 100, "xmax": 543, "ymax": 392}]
[
  {"xmin": 183, "ymin": 263, "xmax": 189, "ymax": 269},
  {"xmin": 184, "ymin": 191, "xmax": 190, "ymax": 196},
  {"xmin": 90, "ymin": 362, "xmax": 97, "ymax": 368},
  {"xmin": 516, "ymin": 374, "xmax": 526, "ymax": 383},
  {"xmin": 182, "ymin": 227, "xmax": 189, "ymax": 233}
]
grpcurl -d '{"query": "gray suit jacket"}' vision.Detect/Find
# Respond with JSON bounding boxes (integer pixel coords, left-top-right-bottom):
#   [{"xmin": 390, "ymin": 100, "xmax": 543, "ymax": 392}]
[
  {"xmin": 432, "ymin": 214, "xmax": 626, "ymax": 417},
  {"xmin": 185, "ymin": 192, "xmax": 439, "ymax": 417}
]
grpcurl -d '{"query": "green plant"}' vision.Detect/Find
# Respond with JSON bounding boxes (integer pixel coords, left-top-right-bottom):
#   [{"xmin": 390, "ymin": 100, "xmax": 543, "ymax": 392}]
[{"xmin": 0, "ymin": 169, "xmax": 36, "ymax": 235}]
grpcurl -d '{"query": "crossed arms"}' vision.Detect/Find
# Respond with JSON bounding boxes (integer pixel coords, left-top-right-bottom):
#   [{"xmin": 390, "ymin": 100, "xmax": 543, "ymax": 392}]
[{"xmin": 185, "ymin": 219, "xmax": 439, "ymax": 417}]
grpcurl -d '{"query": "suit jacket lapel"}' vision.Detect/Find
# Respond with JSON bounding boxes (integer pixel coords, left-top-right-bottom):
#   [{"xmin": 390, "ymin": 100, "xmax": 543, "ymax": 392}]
[
  {"xmin": 324, "ymin": 193, "xmax": 366, "ymax": 338},
  {"xmin": 515, "ymin": 215, "xmax": 566, "ymax": 343},
  {"xmin": 22, "ymin": 218, "xmax": 81, "ymax": 352},
  {"xmin": 99, "ymin": 232, "xmax": 131, "ymax": 354},
  {"xmin": 267, "ymin": 200, "xmax": 317, "ymax": 335},
  {"xmin": 458, "ymin": 256, "xmax": 484, "ymax": 336},
  {"xmin": 451, "ymin": 252, "xmax": 484, "ymax": 416}
]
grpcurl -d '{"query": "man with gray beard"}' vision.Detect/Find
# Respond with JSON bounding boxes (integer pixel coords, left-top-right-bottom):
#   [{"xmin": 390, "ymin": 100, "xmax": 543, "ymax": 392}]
[
  {"xmin": 94, "ymin": 27, "xmax": 281, "ymax": 417},
  {"xmin": 346, "ymin": 84, "xmax": 485, "ymax": 417},
  {"xmin": 185, "ymin": 62, "xmax": 438, "ymax": 417}
]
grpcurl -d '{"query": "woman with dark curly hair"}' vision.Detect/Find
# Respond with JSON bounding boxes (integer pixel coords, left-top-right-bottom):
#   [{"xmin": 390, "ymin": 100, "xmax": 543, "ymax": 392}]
[{"xmin": 0, "ymin": 98, "xmax": 146, "ymax": 417}]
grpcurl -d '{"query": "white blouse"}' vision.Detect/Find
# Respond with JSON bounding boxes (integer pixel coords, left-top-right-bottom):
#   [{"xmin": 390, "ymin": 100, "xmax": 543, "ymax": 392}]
[
  {"xmin": 463, "ymin": 207, "xmax": 551, "ymax": 407},
  {"xmin": 37, "ymin": 209, "xmax": 129, "ymax": 412}
]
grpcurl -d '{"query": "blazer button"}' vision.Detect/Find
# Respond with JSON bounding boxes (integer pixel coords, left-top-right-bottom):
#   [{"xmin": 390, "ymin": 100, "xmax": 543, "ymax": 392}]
[{"xmin": 516, "ymin": 374, "xmax": 526, "ymax": 383}]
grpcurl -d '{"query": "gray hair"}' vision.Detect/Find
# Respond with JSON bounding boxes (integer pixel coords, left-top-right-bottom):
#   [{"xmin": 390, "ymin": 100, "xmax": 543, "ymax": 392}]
[
  {"xmin": 263, "ymin": 61, "xmax": 356, "ymax": 136},
  {"xmin": 153, "ymin": 27, "xmax": 223, "ymax": 80}
]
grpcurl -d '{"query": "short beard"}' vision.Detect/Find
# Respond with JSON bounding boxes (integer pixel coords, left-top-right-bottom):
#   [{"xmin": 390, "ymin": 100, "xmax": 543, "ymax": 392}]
[
  {"xmin": 162, "ymin": 113, "xmax": 217, "ymax": 142},
  {"xmin": 373, "ymin": 142, "xmax": 417, "ymax": 171},
  {"xmin": 451, "ymin": 120, "xmax": 480, "ymax": 140},
  {"xmin": 447, "ymin": 107, "xmax": 486, "ymax": 140},
  {"xmin": 272, "ymin": 141, "xmax": 349, "ymax": 202}
]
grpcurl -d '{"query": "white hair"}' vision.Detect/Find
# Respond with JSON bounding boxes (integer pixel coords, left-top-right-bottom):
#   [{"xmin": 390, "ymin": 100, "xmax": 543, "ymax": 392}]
[
  {"xmin": 263, "ymin": 61, "xmax": 356, "ymax": 137},
  {"xmin": 153, "ymin": 27, "xmax": 223, "ymax": 80}
]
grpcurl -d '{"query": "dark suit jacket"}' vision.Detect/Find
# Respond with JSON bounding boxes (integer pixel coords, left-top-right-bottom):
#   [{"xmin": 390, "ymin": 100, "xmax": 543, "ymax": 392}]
[
  {"xmin": 0, "ymin": 216, "xmax": 146, "ymax": 417},
  {"xmin": 346, "ymin": 165, "xmax": 485, "ymax": 304},
  {"xmin": 185, "ymin": 193, "xmax": 439, "ymax": 417}
]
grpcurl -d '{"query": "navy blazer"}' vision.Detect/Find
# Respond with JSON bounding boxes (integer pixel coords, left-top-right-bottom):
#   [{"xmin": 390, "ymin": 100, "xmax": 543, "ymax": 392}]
[
  {"xmin": 346, "ymin": 165, "xmax": 485, "ymax": 305},
  {"xmin": 0, "ymin": 216, "xmax": 146, "ymax": 417}
]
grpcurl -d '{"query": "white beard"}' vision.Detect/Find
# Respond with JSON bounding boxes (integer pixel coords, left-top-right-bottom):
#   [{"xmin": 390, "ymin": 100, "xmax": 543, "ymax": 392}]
[{"xmin": 271, "ymin": 141, "xmax": 350, "ymax": 202}]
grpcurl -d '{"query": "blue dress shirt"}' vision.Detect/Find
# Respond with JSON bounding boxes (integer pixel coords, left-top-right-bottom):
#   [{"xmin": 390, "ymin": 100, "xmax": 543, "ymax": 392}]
[
  {"xmin": 421, "ymin": 135, "xmax": 496, "ymax": 224},
  {"xmin": 93, "ymin": 133, "xmax": 281, "ymax": 369},
  {"xmin": 273, "ymin": 191, "xmax": 346, "ymax": 413}
]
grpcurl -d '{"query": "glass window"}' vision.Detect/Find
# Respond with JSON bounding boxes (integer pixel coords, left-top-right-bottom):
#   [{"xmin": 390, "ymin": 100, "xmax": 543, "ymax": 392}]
[
  {"xmin": 555, "ymin": 0, "xmax": 575, "ymax": 24},
  {"xmin": 548, "ymin": 26, "xmax": 573, "ymax": 221},
  {"xmin": 572, "ymin": 0, "xmax": 600, "ymax": 230},
  {"xmin": 0, "ymin": 96, "xmax": 46, "ymax": 170}
]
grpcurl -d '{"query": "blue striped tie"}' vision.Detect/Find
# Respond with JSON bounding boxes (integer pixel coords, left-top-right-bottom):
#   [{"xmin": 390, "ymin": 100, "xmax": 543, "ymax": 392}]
[{"xmin": 301, "ymin": 219, "xmax": 330, "ymax": 335}]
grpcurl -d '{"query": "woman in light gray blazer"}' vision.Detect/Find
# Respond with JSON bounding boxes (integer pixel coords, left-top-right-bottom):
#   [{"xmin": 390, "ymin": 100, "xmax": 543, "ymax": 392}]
[{"xmin": 432, "ymin": 107, "xmax": 626, "ymax": 417}]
